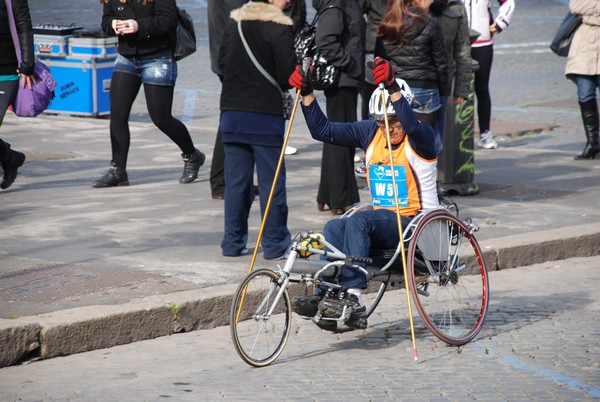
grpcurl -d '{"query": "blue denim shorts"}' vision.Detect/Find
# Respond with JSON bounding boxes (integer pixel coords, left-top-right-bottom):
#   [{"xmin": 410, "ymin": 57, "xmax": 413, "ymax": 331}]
[
  {"xmin": 411, "ymin": 87, "xmax": 441, "ymax": 114},
  {"xmin": 113, "ymin": 54, "xmax": 177, "ymax": 86}
]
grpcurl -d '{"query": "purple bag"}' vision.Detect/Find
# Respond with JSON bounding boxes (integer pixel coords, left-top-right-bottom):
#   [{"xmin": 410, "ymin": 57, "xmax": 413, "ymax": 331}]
[
  {"xmin": 13, "ymin": 61, "xmax": 57, "ymax": 117},
  {"xmin": 5, "ymin": 0, "xmax": 57, "ymax": 117}
]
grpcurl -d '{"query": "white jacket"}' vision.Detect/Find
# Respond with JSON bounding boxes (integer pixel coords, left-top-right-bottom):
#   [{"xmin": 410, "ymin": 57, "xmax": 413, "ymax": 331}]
[{"xmin": 462, "ymin": 0, "xmax": 515, "ymax": 47}]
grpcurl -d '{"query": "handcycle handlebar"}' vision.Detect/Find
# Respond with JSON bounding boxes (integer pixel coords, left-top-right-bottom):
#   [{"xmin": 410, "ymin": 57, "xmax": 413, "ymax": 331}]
[{"xmin": 346, "ymin": 255, "xmax": 373, "ymax": 265}]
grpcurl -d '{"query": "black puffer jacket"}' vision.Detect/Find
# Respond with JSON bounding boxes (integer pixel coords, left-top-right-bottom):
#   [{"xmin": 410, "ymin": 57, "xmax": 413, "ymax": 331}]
[
  {"xmin": 375, "ymin": 7, "xmax": 449, "ymax": 96},
  {"xmin": 219, "ymin": 2, "xmax": 295, "ymax": 116},
  {"xmin": 430, "ymin": 0, "xmax": 472, "ymax": 99},
  {"xmin": 0, "ymin": 0, "xmax": 34, "ymax": 76},
  {"xmin": 101, "ymin": 0, "xmax": 177, "ymax": 60},
  {"xmin": 312, "ymin": 0, "xmax": 365, "ymax": 89}
]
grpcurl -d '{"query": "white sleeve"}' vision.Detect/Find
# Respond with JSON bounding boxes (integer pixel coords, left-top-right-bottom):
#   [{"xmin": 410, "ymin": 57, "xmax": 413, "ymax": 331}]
[{"xmin": 495, "ymin": 0, "xmax": 515, "ymax": 31}]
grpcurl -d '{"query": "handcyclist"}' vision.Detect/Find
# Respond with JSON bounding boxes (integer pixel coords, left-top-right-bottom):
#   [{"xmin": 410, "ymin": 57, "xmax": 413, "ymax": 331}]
[{"xmin": 288, "ymin": 58, "xmax": 441, "ymax": 329}]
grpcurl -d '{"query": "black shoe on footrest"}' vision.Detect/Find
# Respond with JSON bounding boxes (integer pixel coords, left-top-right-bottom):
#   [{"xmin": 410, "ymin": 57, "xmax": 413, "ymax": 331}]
[
  {"xmin": 318, "ymin": 293, "xmax": 367, "ymax": 329},
  {"xmin": 292, "ymin": 295, "xmax": 321, "ymax": 317}
]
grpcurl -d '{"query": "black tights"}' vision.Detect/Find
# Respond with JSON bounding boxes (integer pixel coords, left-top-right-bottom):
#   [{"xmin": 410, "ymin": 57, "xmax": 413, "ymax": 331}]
[
  {"xmin": 109, "ymin": 71, "xmax": 195, "ymax": 168},
  {"xmin": 471, "ymin": 44, "xmax": 493, "ymax": 133}
]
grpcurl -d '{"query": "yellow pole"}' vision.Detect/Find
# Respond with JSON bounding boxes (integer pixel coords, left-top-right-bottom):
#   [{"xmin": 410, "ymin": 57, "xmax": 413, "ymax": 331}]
[{"xmin": 379, "ymin": 84, "xmax": 419, "ymax": 362}]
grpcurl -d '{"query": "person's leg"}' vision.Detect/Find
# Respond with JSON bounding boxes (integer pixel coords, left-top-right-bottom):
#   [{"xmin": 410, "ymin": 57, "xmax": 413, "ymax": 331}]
[
  {"xmin": 91, "ymin": 71, "xmax": 138, "ymax": 187},
  {"xmin": 109, "ymin": 71, "xmax": 141, "ymax": 168},
  {"xmin": 144, "ymin": 83, "xmax": 205, "ymax": 182},
  {"xmin": 0, "ymin": 138, "xmax": 25, "ymax": 190},
  {"xmin": 471, "ymin": 45, "xmax": 493, "ymax": 133},
  {"xmin": 0, "ymin": 80, "xmax": 19, "ymax": 126},
  {"xmin": 0, "ymin": 80, "xmax": 25, "ymax": 190},
  {"xmin": 210, "ymin": 120, "xmax": 226, "ymax": 197},
  {"xmin": 574, "ymin": 75, "xmax": 600, "ymax": 160},
  {"xmin": 144, "ymin": 83, "xmax": 195, "ymax": 154},
  {"xmin": 336, "ymin": 209, "xmax": 406, "ymax": 289},
  {"xmin": 254, "ymin": 144, "xmax": 291, "ymax": 259},
  {"xmin": 221, "ymin": 142, "xmax": 254, "ymax": 256},
  {"xmin": 318, "ymin": 87, "xmax": 360, "ymax": 213}
]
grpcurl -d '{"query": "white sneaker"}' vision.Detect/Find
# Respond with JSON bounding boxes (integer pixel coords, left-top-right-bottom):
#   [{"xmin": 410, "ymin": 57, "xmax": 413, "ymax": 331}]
[
  {"xmin": 477, "ymin": 130, "xmax": 498, "ymax": 149},
  {"xmin": 284, "ymin": 146, "xmax": 297, "ymax": 155}
]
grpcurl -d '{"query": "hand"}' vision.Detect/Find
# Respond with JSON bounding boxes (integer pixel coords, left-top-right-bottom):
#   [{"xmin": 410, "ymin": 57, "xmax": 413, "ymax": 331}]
[
  {"xmin": 16, "ymin": 69, "xmax": 35, "ymax": 89},
  {"xmin": 114, "ymin": 19, "xmax": 138, "ymax": 35},
  {"xmin": 371, "ymin": 57, "xmax": 395, "ymax": 87},
  {"xmin": 288, "ymin": 64, "xmax": 313, "ymax": 96},
  {"xmin": 21, "ymin": 74, "xmax": 35, "ymax": 90}
]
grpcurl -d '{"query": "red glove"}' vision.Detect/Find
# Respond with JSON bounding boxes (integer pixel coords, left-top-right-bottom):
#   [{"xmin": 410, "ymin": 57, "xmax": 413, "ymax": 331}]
[
  {"xmin": 372, "ymin": 57, "xmax": 395, "ymax": 87},
  {"xmin": 288, "ymin": 64, "xmax": 313, "ymax": 96}
]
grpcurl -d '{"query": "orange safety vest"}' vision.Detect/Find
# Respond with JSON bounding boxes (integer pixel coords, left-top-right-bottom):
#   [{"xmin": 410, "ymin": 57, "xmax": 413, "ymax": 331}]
[{"xmin": 365, "ymin": 129, "xmax": 439, "ymax": 216}]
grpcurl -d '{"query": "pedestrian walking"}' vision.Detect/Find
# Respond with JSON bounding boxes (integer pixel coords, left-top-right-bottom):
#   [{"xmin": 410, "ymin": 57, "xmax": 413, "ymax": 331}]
[
  {"xmin": 0, "ymin": 0, "xmax": 34, "ymax": 190},
  {"xmin": 92, "ymin": 0, "xmax": 205, "ymax": 188},
  {"xmin": 565, "ymin": 0, "xmax": 600, "ymax": 160}
]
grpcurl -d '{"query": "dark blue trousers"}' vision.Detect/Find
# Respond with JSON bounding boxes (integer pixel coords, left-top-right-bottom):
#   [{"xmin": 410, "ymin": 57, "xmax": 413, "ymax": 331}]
[
  {"xmin": 221, "ymin": 142, "xmax": 291, "ymax": 259},
  {"xmin": 323, "ymin": 209, "xmax": 412, "ymax": 289}
]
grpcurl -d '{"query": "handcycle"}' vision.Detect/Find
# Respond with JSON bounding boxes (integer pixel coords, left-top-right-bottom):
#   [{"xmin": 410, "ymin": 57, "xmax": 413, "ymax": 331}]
[{"xmin": 230, "ymin": 201, "xmax": 489, "ymax": 367}]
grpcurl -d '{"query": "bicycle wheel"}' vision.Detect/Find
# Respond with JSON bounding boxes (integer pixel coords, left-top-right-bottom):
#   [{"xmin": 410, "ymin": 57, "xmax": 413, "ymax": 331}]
[
  {"xmin": 364, "ymin": 280, "xmax": 387, "ymax": 318},
  {"xmin": 230, "ymin": 269, "xmax": 292, "ymax": 367},
  {"xmin": 406, "ymin": 210, "xmax": 489, "ymax": 345}
]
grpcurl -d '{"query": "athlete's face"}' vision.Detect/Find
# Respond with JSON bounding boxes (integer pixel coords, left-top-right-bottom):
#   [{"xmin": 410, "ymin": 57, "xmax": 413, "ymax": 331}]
[{"xmin": 377, "ymin": 118, "xmax": 406, "ymax": 145}]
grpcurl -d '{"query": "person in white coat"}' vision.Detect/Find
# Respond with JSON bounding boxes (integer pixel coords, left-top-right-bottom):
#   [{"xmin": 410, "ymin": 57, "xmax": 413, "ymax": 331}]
[{"xmin": 565, "ymin": 0, "xmax": 600, "ymax": 160}]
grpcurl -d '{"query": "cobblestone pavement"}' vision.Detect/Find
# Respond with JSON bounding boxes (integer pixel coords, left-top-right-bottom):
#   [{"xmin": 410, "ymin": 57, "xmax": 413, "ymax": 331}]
[{"xmin": 1, "ymin": 255, "xmax": 599, "ymax": 401}]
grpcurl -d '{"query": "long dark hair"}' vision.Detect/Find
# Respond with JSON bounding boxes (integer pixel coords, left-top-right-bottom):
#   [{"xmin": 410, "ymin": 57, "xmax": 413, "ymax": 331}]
[{"xmin": 377, "ymin": 0, "xmax": 428, "ymax": 45}]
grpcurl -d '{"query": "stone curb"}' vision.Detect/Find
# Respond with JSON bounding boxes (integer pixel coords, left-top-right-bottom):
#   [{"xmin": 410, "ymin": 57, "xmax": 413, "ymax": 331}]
[{"xmin": 1, "ymin": 226, "xmax": 599, "ymax": 368}]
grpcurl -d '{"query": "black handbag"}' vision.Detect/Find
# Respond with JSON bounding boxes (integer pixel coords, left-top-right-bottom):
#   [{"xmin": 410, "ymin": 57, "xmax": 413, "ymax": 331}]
[
  {"xmin": 550, "ymin": 11, "xmax": 583, "ymax": 57},
  {"xmin": 174, "ymin": 8, "xmax": 196, "ymax": 60},
  {"xmin": 294, "ymin": 6, "xmax": 341, "ymax": 90}
]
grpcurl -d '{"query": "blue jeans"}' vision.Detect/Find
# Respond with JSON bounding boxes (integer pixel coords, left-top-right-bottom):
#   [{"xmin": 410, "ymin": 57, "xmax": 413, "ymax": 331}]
[
  {"xmin": 411, "ymin": 87, "xmax": 441, "ymax": 114},
  {"xmin": 412, "ymin": 87, "xmax": 443, "ymax": 149},
  {"xmin": 574, "ymin": 75, "xmax": 600, "ymax": 103},
  {"xmin": 323, "ymin": 209, "xmax": 413, "ymax": 289},
  {"xmin": 221, "ymin": 142, "xmax": 291, "ymax": 259},
  {"xmin": 113, "ymin": 54, "xmax": 177, "ymax": 86}
]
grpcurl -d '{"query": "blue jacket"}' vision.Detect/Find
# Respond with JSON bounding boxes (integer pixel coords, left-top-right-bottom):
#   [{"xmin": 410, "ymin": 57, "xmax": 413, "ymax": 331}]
[{"xmin": 301, "ymin": 95, "xmax": 440, "ymax": 159}]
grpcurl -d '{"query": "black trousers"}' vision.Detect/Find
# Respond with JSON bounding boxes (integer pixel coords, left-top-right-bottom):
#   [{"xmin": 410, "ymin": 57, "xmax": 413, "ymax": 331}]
[{"xmin": 317, "ymin": 86, "xmax": 360, "ymax": 209}]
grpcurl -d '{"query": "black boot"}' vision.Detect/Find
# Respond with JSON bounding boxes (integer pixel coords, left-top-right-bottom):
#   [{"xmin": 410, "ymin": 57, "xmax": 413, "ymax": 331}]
[
  {"xmin": 575, "ymin": 99, "xmax": 600, "ymax": 160},
  {"xmin": 91, "ymin": 162, "xmax": 129, "ymax": 187},
  {"xmin": 179, "ymin": 148, "xmax": 205, "ymax": 184},
  {"xmin": 0, "ymin": 141, "xmax": 26, "ymax": 190}
]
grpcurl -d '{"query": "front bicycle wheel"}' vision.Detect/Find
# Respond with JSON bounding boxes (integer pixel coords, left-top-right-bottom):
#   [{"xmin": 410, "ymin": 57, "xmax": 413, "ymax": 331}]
[
  {"xmin": 230, "ymin": 269, "xmax": 292, "ymax": 367},
  {"xmin": 407, "ymin": 210, "xmax": 489, "ymax": 345}
]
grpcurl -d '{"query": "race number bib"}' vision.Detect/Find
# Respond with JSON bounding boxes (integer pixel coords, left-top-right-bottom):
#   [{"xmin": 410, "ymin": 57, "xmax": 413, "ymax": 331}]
[{"xmin": 369, "ymin": 165, "xmax": 409, "ymax": 207}]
